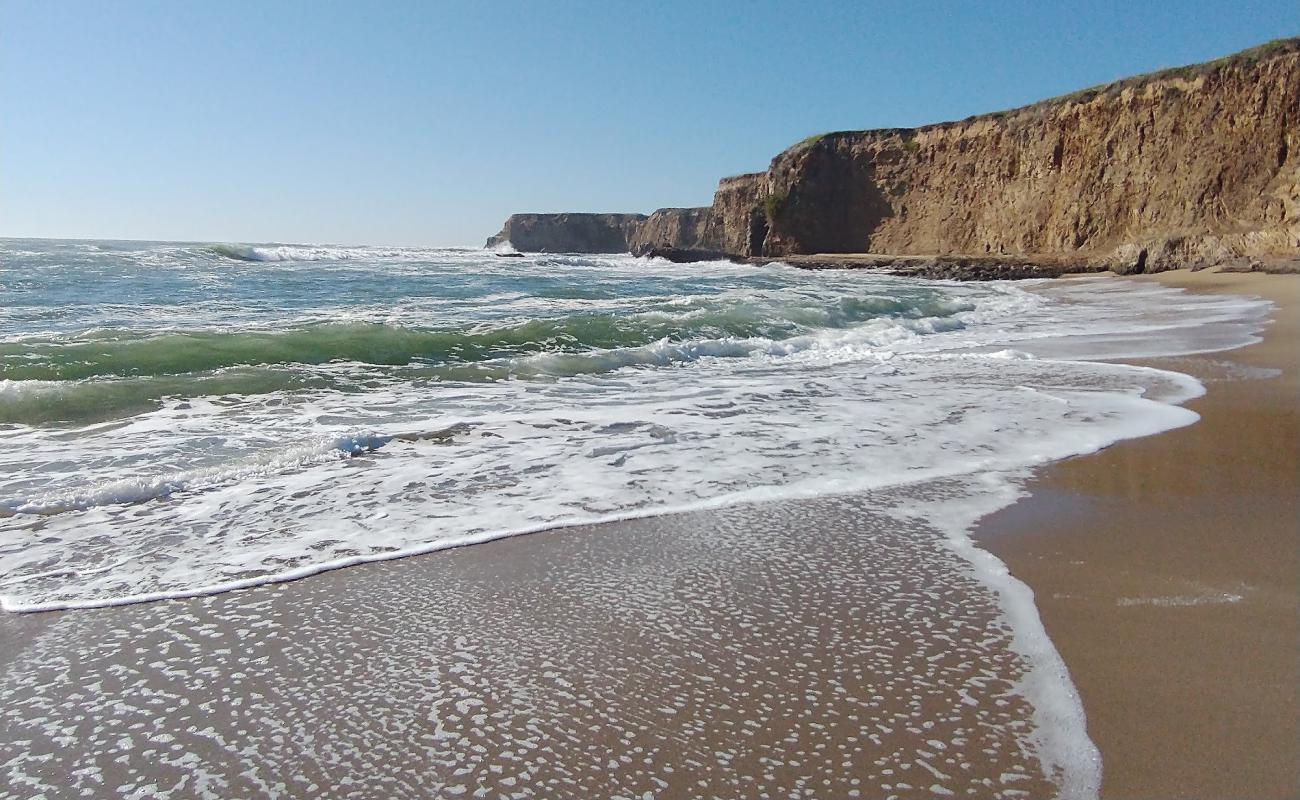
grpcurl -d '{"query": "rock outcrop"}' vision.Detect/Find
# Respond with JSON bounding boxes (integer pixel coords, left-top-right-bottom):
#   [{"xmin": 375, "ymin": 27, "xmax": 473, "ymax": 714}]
[
  {"xmin": 485, "ymin": 213, "xmax": 647, "ymax": 253},
  {"xmin": 696, "ymin": 173, "xmax": 767, "ymax": 257},
  {"xmin": 628, "ymin": 208, "xmax": 712, "ymax": 254},
  {"xmin": 755, "ymin": 39, "xmax": 1298, "ymax": 272},
  {"xmin": 488, "ymin": 39, "xmax": 1299, "ymax": 273}
]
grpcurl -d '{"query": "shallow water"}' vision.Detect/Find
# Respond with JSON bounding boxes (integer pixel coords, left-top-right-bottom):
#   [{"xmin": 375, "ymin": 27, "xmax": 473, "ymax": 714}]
[{"xmin": 0, "ymin": 240, "xmax": 1267, "ymax": 611}]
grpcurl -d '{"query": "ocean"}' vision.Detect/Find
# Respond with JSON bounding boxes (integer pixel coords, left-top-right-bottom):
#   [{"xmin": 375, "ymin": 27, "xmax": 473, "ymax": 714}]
[{"xmin": 0, "ymin": 238, "xmax": 1272, "ymax": 798}]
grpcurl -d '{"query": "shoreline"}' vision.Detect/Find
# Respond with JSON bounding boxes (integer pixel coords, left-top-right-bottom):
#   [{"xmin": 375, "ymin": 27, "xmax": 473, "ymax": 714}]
[
  {"xmin": 976, "ymin": 268, "xmax": 1299, "ymax": 798},
  {"xmin": 0, "ymin": 495, "xmax": 1078, "ymax": 798},
  {"xmin": 0, "ymin": 268, "xmax": 1292, "ymax": 797}
]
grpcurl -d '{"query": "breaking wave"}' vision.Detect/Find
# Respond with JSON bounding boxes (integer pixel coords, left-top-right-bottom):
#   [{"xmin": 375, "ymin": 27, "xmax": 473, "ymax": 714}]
[
  {"xmin": 208, "ymin": 243, "xmax": 461, "ymax": 262},
  {"xmin": 0, "ymin": 296, "xmax": 974, "ymax": 425}
]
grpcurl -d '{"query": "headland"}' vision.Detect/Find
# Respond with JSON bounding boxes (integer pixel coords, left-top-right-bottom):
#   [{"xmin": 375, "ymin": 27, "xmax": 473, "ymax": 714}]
[{"xmin": 488, "ymin": 39, "xmax": 1298, "ymax": 277}]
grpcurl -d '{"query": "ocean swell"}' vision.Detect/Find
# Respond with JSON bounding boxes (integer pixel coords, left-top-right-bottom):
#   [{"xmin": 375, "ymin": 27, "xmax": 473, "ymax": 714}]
[
  {"xmin": 2, "ymin": 298, "xmax": 972, "ymax": 379},
  {"xmin": 0, "ymin": 370, "xmax": 329, "ymax": 425}
]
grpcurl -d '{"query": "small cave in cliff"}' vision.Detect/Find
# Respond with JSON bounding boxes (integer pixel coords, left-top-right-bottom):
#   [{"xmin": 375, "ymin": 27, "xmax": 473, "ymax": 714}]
[
  {"xmin": 748, "ymin": 211, "xmax": 769, "ymax": 257},
  {"xmin": 1133, "ymin": 248, "xmax": 1149, "ymax": 274}
]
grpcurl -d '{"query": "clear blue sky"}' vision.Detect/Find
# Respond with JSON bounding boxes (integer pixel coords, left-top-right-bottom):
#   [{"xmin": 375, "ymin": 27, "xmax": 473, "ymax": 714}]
[{"xmin": 1, "ymin": 1, "xmax": 1294, "ymax": 246}]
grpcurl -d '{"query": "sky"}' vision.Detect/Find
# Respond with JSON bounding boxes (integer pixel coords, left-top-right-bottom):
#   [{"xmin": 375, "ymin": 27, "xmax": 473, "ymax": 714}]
[{"xmin": 1, "ymin": 1, "xmax": 1295, "ymax": 247}]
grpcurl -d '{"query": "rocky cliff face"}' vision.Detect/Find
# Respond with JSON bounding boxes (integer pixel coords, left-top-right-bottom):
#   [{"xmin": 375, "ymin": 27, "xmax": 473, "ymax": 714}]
[
  {"xmin": 485, "ymin": 213, "xmax": 646, "ymax": 253},
  {"xmin": 697, "ymin": 173, "xmax": 767, "ymax": 257},
  {"xmin": 489, "ymin": 40, "xmax": 1299, "ymax": 272},
  {"xmin": 754, "ymin": 39, "xmax": 1298, "ymax": 271},
  {"xmin": 627, "ymin": 207, "xmax": 712, "ymax": 253}
]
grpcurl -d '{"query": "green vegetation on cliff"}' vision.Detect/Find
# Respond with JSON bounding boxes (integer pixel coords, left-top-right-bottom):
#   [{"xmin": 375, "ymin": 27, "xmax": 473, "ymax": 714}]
[{"xmin": 760, "ymin": 192, "xmax": 788, "ymax": 222}]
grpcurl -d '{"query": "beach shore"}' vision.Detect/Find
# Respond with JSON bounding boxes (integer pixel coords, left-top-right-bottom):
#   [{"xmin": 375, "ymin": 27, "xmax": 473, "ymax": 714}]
[
  {"xmin": 0, "ymin": 269, "xmax": 1293, "ymax": 799},
  {"xmin": 977, "ymin": 269, "xmax": 1299, "ymax": 798},
  {"xmin": 0, "ymin": 492, "xmax": 1069, "ymax": 799}
]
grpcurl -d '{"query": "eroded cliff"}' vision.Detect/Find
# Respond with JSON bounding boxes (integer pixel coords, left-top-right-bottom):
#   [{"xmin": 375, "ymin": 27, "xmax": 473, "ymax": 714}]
[
  {"xmin": 485, "ymin": 213, "xmax": 647, "ymax": 253},
  {"xmin": 755, "ymin": 39, "xmax": 1298, "ymax": 271},
  {"xmin": 488, "ymin": 39, "xmax": 1299, "ymax": 272},
  {"xmin": 628, "ymin": 207, "xmax": 712, "ymax": 254}
]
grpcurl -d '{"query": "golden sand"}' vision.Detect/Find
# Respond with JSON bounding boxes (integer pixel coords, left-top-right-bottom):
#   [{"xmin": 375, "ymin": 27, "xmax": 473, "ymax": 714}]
[{"xmin": 979, "ymin": 269, "xmax": 1299, "ymax": 798}]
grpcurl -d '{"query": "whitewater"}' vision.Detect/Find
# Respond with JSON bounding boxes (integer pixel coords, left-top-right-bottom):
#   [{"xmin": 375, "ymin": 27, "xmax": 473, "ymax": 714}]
[
  {"xmin": 0, "ymin": 237, "xmax": 1271, "ymax": 608},
  {"xmin": 0, "ymin": 237, "xmax": 1273, "ymax": 797}
]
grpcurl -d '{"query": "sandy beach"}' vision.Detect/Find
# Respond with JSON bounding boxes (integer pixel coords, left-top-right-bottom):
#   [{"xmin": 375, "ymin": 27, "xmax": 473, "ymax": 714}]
[
  {"xmin": 1, "ymin": 491, "xmax": 1069, "ymax": 799},
  {"xmin": 979, "ymin": 269, "xmax": 1299, "ymax": 798}
]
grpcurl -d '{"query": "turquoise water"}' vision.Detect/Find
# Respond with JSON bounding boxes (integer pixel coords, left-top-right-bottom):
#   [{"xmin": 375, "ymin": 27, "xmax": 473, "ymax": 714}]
[{"xmin": 2, "ymin": 240, "xmax": 965, "ymax": 424}]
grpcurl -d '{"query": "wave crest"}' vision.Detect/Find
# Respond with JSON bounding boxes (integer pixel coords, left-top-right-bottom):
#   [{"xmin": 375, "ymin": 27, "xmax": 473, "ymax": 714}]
[
  {"xmin": 1, "ymin": 298, "xmax": 967, "ymax": 384},
  {"xmin": 208, "ymin": 243, "xmax": 457, "ymax": 262}
]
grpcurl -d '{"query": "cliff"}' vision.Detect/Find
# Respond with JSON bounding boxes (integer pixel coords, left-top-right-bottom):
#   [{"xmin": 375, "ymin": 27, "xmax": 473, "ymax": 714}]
[
  {"xmin": 628, "ymin": 207, "xmax": 712, "ymax": 254},
  {"xmin": 755, "ymin": 38, "xmax": 1298, "ymax": 272},
  {"xmin": 489, "ymin": 39, "xmax": 1299, "ymax": 273},
  {"xmin": 485, "ymin": 213, "xmax": 647, "ymax": 253}
]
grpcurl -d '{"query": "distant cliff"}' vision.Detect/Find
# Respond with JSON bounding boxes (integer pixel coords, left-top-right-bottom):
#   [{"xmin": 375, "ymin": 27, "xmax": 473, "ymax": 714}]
[
  {"xmin": 488, "ymin": 39, "xmax": 1299, "ymax": 273},
  {"xmin": 485, "ymin": 213, "xmax": 647, "ymax": 253}
]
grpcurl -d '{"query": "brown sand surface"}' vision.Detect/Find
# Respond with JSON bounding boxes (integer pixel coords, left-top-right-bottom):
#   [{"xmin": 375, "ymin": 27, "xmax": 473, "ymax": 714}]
[
  {"xmin": 0, "ymin": 491, "xmax": 1064, "ymax": 799},
  {"xmin": 977, "ymin": 270, "xmax": 1299, "ymax": 799}
]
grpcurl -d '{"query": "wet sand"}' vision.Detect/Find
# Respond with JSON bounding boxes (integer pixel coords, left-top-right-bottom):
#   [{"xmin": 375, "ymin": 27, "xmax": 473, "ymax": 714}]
[
  {"xmin": 0, "ymin": 490, "xmax": 1063, "ymax": 799},
  {"xmin": 977, "ymin": 269, "xmax": 1299, "ymax": 798}
]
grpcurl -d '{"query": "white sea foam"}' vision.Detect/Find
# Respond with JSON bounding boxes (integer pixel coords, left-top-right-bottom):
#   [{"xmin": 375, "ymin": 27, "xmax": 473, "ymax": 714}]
[
  {"xmin": 2, "ymin": 432, "xmax": 391, "ymax": 516},
  {"xmin": 0, "ymin": 379, "xmax": 62, "ymax": 400},
  {"xmin": 0, "ymin": 282, "xmax": 1258, "ymax": 617},
  {"xmin": 208, "ymin": 242, "xmax": 462, "ymax": 262},
  {"xmin": 1117, "ymin": 590, "xmax": 1246, "ymax": 607}
]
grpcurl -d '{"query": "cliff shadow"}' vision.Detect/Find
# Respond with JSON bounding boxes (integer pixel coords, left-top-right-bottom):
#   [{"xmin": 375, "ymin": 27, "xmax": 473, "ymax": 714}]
[
  {"xmin": 748, "ymin": 210, "xmax": 769, "ymax": 256},
  {"xmin": 767, "ymin": 151, "xmax": 896, "ymax": 255}
]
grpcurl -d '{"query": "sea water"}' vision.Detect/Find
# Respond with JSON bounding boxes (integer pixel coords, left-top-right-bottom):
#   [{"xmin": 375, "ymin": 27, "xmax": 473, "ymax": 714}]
[{"xmin": 0, "ymin": 238, "xmax": 1273, "ymax": 797}]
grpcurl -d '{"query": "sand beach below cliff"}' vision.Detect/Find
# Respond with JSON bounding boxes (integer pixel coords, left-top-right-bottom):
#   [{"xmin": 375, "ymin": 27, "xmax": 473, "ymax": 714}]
[{"xmin": 977, "ymin": 269, "xmax": 1299, "ymax": 798}]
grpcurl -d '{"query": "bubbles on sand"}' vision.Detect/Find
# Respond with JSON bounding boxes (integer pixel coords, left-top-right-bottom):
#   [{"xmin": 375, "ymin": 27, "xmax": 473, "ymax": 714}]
[{"xmin": 0, "ymin": 492, "xmax": 1078, "ymax": 799}]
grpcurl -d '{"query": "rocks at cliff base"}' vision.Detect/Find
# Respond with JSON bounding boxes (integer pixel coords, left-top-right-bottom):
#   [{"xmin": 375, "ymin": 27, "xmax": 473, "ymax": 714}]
[
  {"xmin": 633, "ymin": 246, "xmax": 747, "ymax": 264},
  {"xmin": 1220, "ymin": 257, "xmax": 1300, "ymax": 274},
  {"xmin": 761, "ymin": 254, "xmax": 1105, "ymax": 280}
]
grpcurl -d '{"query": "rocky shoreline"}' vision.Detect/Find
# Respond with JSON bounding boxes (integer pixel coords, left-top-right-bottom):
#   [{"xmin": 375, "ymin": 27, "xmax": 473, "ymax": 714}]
[
  {"xmin": 488, "ymin": 39, "xmax": 1298, "ymax": 279},
  {"xmin": 638, "ymin": 247, "xmax": 1300, "ymax": 281}
]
